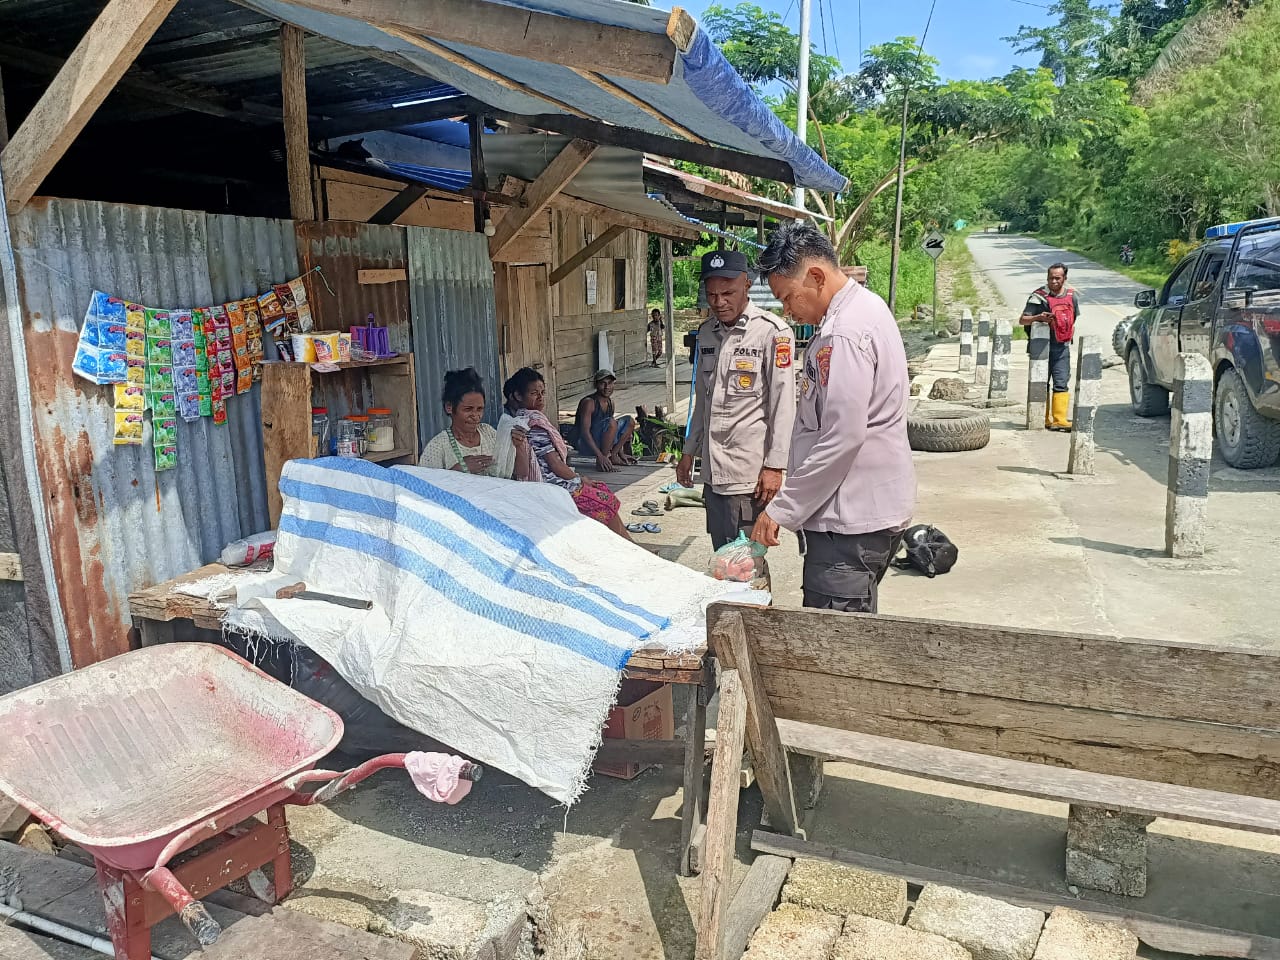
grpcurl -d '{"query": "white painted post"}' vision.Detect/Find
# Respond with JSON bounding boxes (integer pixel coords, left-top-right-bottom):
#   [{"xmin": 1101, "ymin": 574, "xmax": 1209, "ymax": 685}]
[
  {"xmin": 1067, "ymin": 336, "xmax": 1102, "ymax": 475},
  {"xmin": 989, "ymin": 319, "xmax": 1011, "ymax": 400},
  {"xmin": 1026, "ymin": 322, "xmax": 1050, "ymax": 430},
  {"xmin": 974, "ymin": 311, "xmax": 991, "ymax": 386},
  {"xmin": 1165, "ymin": 353, "xmax": 1213, "ymax": 558},
  {"xmin": 959, "ymin": 307, "xmax": 974, "ymax": 372}
]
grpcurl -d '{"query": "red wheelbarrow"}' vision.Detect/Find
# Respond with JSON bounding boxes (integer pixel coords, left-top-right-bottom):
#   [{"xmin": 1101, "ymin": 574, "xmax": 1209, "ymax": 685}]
[{"xmin": 0, "ymin": 643, "xmax": 480, "ymax": 960}]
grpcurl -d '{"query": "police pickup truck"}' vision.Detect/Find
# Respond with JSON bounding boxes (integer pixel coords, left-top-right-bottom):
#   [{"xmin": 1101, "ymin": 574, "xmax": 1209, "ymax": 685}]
[{"xmin": 1123, "ymin": 217, "xmax": 1280, "ymax": 468}]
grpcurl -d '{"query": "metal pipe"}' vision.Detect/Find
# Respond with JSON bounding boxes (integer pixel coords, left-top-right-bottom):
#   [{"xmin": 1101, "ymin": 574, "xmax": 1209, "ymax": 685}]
[
  {"xmin": 0, "ymin": 900, "xmax": 160, "ymax": 960},
  {"xmin": 793, "ymin": 0, "xmax": 811, "ymax": 210}
]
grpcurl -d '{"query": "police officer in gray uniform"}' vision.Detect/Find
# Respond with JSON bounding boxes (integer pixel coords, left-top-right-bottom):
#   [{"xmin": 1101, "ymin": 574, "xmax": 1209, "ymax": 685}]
[{"xmin": 678, "ymin": 250, "xmax": 797, "ymax": 550}]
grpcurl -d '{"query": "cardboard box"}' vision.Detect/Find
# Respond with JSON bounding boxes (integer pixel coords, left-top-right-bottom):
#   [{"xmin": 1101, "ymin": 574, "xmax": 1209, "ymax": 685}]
[{"xmin": 593, "ymin": 679, "xmax": 675, "ymax": 780}]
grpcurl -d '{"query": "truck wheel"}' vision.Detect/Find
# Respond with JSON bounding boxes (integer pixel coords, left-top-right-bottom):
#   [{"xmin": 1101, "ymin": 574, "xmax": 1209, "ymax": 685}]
[
  {"xmin": 907, "ymin": 409, "xmax": 991, "ymax": 452},
  {"xmin": 1128, "ymin": 350, "xmax": 1169, "ymax": 417},
  {"xmin": 1112, "ymin": 317, "xmax": 1132, "ymax": 358},
  {"xmin": 1215, "ymin": 367, "xmax": 1280, "ymax": 468}
]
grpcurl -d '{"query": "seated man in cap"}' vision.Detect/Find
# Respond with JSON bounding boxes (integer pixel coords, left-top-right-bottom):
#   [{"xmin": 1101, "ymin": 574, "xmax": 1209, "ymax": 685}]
[{"xmin": 574, "ymin": 367, "xmax": 636, "ymax": 472}]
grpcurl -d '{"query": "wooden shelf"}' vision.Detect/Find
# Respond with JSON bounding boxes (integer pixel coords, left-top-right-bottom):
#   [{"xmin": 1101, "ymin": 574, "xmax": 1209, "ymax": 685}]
[
  {"xmin": 363, "ymin": 447, "xmax": 415, "ymax": 464},
  {"xmin": 264, "ymin": 355, "xmax": 408, "ymax": 373}
]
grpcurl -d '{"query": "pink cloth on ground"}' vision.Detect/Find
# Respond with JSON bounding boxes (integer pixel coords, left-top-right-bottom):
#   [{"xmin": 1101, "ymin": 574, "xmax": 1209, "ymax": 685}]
[{"xmin": 405, "ymin": 751, "xmax": 473, "ymax": 805}]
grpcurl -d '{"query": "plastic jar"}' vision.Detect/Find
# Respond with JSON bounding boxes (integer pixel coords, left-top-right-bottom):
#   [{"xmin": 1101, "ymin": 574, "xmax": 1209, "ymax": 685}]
[
  {"xmin": 347, "ymin": 415, "xmax": 370, "ymax": 455},
  {"xmin": 367, "ymin": 407, "xmax": 394, "ymax": 452},
  {"xmin": 335, "ymin": 418, "xmax": 361, "ymax": 458},
  {"xmin": 311, "ymin": 406, "xmax": 330, "ymax": 458}
]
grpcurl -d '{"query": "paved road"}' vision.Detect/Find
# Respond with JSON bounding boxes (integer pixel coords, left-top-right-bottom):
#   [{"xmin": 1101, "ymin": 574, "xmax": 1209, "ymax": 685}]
[{"xmin": 966, "ymin": 231, "xmax": 1143, "ymax": 341}]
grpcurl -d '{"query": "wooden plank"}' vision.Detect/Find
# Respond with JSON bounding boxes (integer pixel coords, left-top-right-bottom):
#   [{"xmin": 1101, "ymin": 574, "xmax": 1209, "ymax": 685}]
[
  {"xmin": 0, "ymin": 0, "xmax": 179, "ymax": 214},
  {"xmin": 280, "ymin": 24, "xmax": 315, "ymax": 223},
  {"xmin": 0, "ymin": 844, "xmax": 417, "ymax": 960},
  {"xmin": 127, "ymin": 562, "xmax": 234, "ymax": 625},
  {"xmin": 750, "ymin": 831, "xmax": 1280, "ymax": 960},
  {"xmin": 489, "ymin": 140, "xmax": 597, "ymax": 259},
  {"xmin": 763, "ymin": 667, "xmax": 1280, "ymax": 801},
  {"xmin": 358, "ymin": 268, "xmax": 409, "ymax": 284},
  {"xmin": 550, "ymin": 225, "xmax": 628, "ymax": 286},
  {"xmin": 502, "ymin": 174, "xmax": 701, "ymax": 241},
  {"xmin": 696, "ymin": 668, "xmax": 747, "ymax": 960},
  {"xmin": 0, "ymin": 926, "xmax": 101, "ymax": 960},
  {"xmin": 261, "ymin": 363, "xmax": 314, "ymax": 528},
  {"xmin": 571, "ymin": 69, "xmax": 708, "ymax": 143},
  {"xmin": 715, "ymin": 602, "xmax": 1280, "ymax": 731},
  {"xmin": 721, "ymin": 855, "xmax": 790, "ymax": 960},
  {"xmin": 283, "ymin": 0, "xmax": 683, "ymax": 84},
  {"xmin": 368, "ymin": 184, "xmax": 429, "ymax": 226},
  {"xmin": 711, "ymin": 610, "xmax": 799, "ymax": 838},
  {"xmin": 681, "ymin": 678, "xmax": 710, "ymax": 877},
  {"xmin": 777, "ymin": 718, "xmax": 1280, "ymax": 835},
  {"xmin": 0, "ymin": 551, "xmax": 22, "ymax": 580}
]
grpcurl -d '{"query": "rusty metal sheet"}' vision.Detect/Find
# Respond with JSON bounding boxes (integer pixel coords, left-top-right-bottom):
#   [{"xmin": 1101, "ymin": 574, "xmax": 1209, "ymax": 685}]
[
  {"xmin": 9, "ymin": 198, "xmax": 294, "ymax": 667},
  {"xmin": 295, "ymin": 221, "xmax": 412, "ymax": 355},
  {"xmin": 406, "ymin": 226, "xmax": 499, "ymax": 446}
]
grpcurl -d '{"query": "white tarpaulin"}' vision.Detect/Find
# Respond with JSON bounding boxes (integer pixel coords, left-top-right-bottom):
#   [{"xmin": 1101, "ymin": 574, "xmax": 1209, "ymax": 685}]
[{"xmin": 225, "ymin": 458, "xmax": 763, "ymax": 804}]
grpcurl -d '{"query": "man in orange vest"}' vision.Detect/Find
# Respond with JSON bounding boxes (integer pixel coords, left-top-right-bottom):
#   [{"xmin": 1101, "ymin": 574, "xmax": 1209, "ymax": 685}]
[{"xmin": 1020, "ymin": 262, "xmax": 1080, "ymax": 431}]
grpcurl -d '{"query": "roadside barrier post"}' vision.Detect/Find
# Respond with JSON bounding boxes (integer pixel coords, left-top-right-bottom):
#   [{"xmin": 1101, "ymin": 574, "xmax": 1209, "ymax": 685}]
[
  {"xmin": 959, "ymin": 308, "xmax": 974, "ymax": 372},
  {"xmin": 989, "ymin": 319, "xmax": 1011, "ymax": 400},
  {"xmin": 1067, "ymin": 336, "xmax": 1102, "ymax": 475},
  {"xmin": 1165, "ymin": 352, "xmax": 1212, "ymax": 558},
  {"xmin": 975, "ymin": 311, "xmax": 991, "ymax": 386},
  {"xmin": 1026, "ymin": 322, "xmax": 1050, "ymax": 430}
]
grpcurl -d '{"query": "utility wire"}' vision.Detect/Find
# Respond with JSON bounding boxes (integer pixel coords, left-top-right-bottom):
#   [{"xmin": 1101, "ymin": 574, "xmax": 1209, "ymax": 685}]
[
  {"xmin": 829, "ymin": 0, "xmax": 842, "ymax": 63},
  {"xmin": 818, "ymin": 0, "xmax": 829, "ymax": 56}
]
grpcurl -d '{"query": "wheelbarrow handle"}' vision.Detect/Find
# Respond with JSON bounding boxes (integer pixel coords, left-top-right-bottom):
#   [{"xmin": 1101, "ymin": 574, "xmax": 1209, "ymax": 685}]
[
  {"xmin": 142, "ymin": 866, "xmax": 222, "ymax": 947},
  {"xmin": 285, "ymin": 753, "xmax": 482, "ymax": 805}
]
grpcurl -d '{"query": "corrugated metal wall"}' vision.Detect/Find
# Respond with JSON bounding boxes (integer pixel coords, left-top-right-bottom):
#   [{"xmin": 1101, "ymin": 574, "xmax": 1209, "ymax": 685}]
[
  {"xmin": 10, "ymin": 199, "xmax": 295, "ymax": 666},
  {"xmin": 407, "ymin": 226, "xmax": 499, "ymax": 445},
  {"xmin": 295, "ymin": 221, "xmax": 412, "ymax": 354}
]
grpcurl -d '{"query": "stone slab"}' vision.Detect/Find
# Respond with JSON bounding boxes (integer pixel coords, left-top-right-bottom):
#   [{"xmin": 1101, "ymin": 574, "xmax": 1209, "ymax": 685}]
[
  {"xmin": 835, "ymin": 914, "xmax": 973, "ymax": 960},
  {"xmin": 1066, "ymin": 805, "xmax": 1152, "ymax": 897},
  {"xmin": 907, "ymin": 884, "xmax": 1045, "ymax": 960},
  {"xmin": 782, "ymin": 858, "xmax": 907, "ymax": 923},
  {"xmin": 744, "ymin": 903, "xmax": 843, "ymax": 960},
  {"xmin": 1032, "ymin": 907, "xmax": 1138, "ymax": 960}
]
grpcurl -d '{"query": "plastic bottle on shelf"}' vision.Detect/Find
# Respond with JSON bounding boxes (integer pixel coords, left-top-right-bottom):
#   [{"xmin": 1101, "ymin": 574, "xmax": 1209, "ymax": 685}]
[{"xmin": 311, "ymin": 406, "xmax": 330, "ymax": 458}]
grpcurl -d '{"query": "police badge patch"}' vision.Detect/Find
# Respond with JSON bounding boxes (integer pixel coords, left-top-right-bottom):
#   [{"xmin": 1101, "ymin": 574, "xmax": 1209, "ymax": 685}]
[{"xmin": 774, "ymin": 341, "xmax": 792, "ymax": 369}]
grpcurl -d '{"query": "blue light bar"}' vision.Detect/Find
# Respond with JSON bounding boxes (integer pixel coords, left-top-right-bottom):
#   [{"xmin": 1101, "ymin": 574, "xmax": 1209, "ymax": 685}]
[{"xmin": 1206, "ymin": 219, "xmax": 1268, "ymax": 239}]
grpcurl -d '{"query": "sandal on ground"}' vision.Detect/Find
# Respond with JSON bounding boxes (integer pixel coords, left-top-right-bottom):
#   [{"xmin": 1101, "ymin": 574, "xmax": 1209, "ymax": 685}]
[
  {"xmin": 625, "ymin": 522, "xmax": 646, "ymax": 533},
  {"xmin": 642, "ymin": 523, "xmax": 661, "ymax": 534}
]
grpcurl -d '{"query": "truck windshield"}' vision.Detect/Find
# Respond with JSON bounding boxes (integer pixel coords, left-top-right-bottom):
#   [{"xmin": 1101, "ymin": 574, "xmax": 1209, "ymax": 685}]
[{"xmin": 1229, "ymin": 225, "xmax": 1280, "ymax": 293}]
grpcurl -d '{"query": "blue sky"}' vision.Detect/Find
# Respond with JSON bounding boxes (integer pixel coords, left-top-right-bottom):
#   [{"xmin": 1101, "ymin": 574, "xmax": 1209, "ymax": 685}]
[{"xmin": 694, "ymin": 0, "xmax": 1056, "ymax": 82}]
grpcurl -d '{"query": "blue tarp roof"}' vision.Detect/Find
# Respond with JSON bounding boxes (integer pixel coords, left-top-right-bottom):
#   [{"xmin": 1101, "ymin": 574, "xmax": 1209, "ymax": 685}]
[{"xmin": 240, "ymin": 0, "xmax": 847, "ymax": 194}]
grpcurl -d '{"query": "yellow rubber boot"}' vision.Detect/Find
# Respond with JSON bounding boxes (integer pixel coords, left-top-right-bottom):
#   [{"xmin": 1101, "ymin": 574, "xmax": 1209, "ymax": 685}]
[{"xmin": 1048, "ymin": 391, "xmax": 1073, "ymax": 432}]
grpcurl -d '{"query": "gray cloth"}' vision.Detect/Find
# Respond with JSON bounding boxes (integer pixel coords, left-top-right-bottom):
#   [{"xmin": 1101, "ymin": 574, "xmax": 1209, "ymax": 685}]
[
  {"xmin": 799, "ymin": 528, "xmax": 903, "ymax": 613},
  {"xmin": 704, "ymin": 486, "xmax": 762, "ymax": 551},
  {"xmin": 685, "ymin": 303, "xmax": 796, "ymax": 495}
]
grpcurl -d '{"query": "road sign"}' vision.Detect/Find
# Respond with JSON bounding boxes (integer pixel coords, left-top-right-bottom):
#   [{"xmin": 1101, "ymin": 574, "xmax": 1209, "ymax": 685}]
[{"xmin": 922, "ymin": 230, "xmax": 945, "ymax": 260}]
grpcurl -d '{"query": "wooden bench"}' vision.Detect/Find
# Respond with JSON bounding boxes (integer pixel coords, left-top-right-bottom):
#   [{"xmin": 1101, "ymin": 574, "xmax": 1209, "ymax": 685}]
[{"xmin": 695, "ymin": 602, "xmax": 1280, "ymax": 960}]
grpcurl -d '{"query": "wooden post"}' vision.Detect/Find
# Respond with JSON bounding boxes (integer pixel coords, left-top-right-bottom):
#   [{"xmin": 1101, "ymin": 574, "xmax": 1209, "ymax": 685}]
[
  {"xmin": 680, "ymin": 676, "xmax": 709, "ymax": 877},
  {"xmin": 0, "ymin": 0, "xmax": 179, "ymax": 214},
  {"xmin": 662, "ymin": 237, "xmax": 677, "ymax": 414},
  {"xmin": 280, "ymin": 24, "xmax": 315, "ymax": 222},
  {"xmin": 695, "ymin": 667, "xmax": 747, "ymax": 960},
  {"xmin": 489, "ymin": 139, "xmax": 596, "ymax": 258}
]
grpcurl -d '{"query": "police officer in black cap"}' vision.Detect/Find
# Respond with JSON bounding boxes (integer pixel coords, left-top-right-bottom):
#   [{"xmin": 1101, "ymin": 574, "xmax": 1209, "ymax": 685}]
[{"xmin": 677, "ymin": 250, "xmax": 797, "ymax": 551}]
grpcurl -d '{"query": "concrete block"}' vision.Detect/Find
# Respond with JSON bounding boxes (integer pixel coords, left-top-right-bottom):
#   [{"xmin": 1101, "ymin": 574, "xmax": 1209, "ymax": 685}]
[
  {"xmin": 835, "ymin": 914, "xmax": 973, "ymax": 960},
  {"xmin": 782, "ymin": 858, "xmax": 907, "ymax": 923},
  {"xmin": 744, "ymin": 903, "xmax": 843, "ymax": 960},
  {"xmin": 0, "ymin": 797, "xmax": 30, "ymax": 840},
  {"xmin": 907, "ymin": 884, "xmax": 1045, "ymax": 960},
  {"xmin": 1033, "ymin": 907, "xmax": 1138, "ymax": 960},
  {"xmin": 1066, "ymin": 805, "xmax": 1152, "ymax": 897}
]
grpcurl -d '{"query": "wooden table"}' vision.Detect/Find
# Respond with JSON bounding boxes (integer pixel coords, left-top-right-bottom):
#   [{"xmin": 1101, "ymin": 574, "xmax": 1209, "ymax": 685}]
[{"xmin": 128, "ymin": 563, "xmax": 714, "ymax": 875}]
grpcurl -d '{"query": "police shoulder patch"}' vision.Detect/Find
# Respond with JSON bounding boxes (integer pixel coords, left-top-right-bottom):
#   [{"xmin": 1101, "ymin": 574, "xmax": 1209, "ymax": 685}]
[
  {"xmin": 815, "ymin": 344, "xmax": 833, "ymax": 385},
  {"xmin": 774, "ymin": 341, "xmax": 792, "ymax": 369}
]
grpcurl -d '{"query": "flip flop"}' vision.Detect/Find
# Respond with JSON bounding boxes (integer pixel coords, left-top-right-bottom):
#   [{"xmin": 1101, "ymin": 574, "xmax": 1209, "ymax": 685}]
[
  {"xmin": 625, "ymin": 522, "xmax": 646, "ymax": 533},
  {"xmin": 658, "ymin": 483, "xmax": 681, "ymax": 494},
  {"xmin": 631, "ymin": 503, "xmax": 662, "ymax": 517},
  {"xmin": 642, "ymin": 523, "xmax": 661, "ymax": 534}
]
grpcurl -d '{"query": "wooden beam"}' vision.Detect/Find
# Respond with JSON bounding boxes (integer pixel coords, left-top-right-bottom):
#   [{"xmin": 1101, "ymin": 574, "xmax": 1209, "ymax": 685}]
[
  {"xmin": 711, "ymin": 609, "xmax": 800, "ymax": 838},
  {"xmin": 0, "ymin": 67, "xmax": 8, "ymax": 151},
  {"xmin": 280, "ymin": 24, "xmax": 315, "ymax": 222},
  {"xmin": 489, "ymin": 139, "xmax": 596, "ymax": 258},
  {"xmin": 382, "ymin": 29, "xmax": 591, "ymax": 120},
  {"xmin": 696, "ymin": 668, "xmax": 747, "ymax": 960},
  {"xmin": 279, "ymin": 0, "xmax": 684, "ymax": 84},
  {"xmin": 368, "ymin": 183, "xmax": 428, "ymax": 225},
  {"xmin": 469, "ymin": 114, "xmax": 487, "ymax": 233},
  {"xmin": 502, "ymin": 175, "xmax": 701, "ymax": 241},
  {"xmin": 571, "ymin": 69, "xmax": 708, "ymax": 143},
  {"xmin": 750, "ymin": 831, "xmax": 1280, "ymax": 960},
  {"xmin": 662, "ymin": 237, "xmax": 676, "ymax": 411},
  {"xmin": 140, "ymin": 21, "xmax": 281, "ymax": 63},
  {"xmin": 0, "ymin": 552, "xmax": 20, "ymax": 581},
  {"xmin": 314, "ymin": 96, "xmax": 470, "ymax": 140},
  {"xmin": 549, "ymin": 224, "xmax": 627, "ymax": 286},
  {"xmin": 0, "ymin": 0, "xmax": 179, "ymax": 213},
  {"xmin": 722, "ymin": 855, "xmax": 790, "ymax": 960}
]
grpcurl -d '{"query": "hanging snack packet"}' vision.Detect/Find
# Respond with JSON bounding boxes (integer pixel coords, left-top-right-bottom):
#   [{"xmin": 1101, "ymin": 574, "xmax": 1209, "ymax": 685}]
[
  {"xmin": 242, "ymin": 298, "xmax": 264, "ymax": 369},
  {"xmin": 178, "ymin": 392, "xmax": 201, "ymax": 421},
  {"xmin": 113, "ymin": 411, "xmax": 144, "ymax": 446},
  {"xmin": 257, "ymin": 289, "xmax": 286, "ymax": 331},
  {"xmin": 289, "ymin": 275, "xmax": 310, "ymax": 307},
  {"xmin": 276, "ymin": 282, "xmax": 298, "ymax": 313},
  {"xmin": 154, "ymin": 436, "xmax": 178, "ymax": 472},
  {"xmin": 294, "ymin": 301, "xmax": 313, "ymax": 333},
  {"xmin": 151, "ymin": 391, "xmax": 177, "ymax": 419},
  {"xmin": 145, "ymin": 308, "xmax": 171, "ymax": 340},
  {"xmin": 114, "ymin": 382, "xmax": 145, "ymax": 412},
  {"xmin": 173, "ymin": 339, "xmax": 196, "ymax": 368},
  {"xmin": 126, "ymin": 363, "xmax": 146, "ymax": 386},
  {"xmin": 149, "ymin": 365, "xmax": 175, "ymax": 394},
  {"xmin": 72, "ymin": 292, "xmax": 130, "ymax": 384},
  {"xmin": 170, "ymin": 309, "xmax": 194, "ymax": 342},
  {"xmin": 149, "ymin": 337, "xmax": 173, "ymax": 365},
  {"xmin": 227, "ymin": 300, "xmax": 253, "ymax": 394}
]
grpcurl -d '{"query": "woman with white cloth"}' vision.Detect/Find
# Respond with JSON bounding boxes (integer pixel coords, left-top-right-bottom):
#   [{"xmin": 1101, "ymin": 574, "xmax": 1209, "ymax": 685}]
[{"xmin": 419, "ymin": 368, "xmax": 532, "ymax": 479}]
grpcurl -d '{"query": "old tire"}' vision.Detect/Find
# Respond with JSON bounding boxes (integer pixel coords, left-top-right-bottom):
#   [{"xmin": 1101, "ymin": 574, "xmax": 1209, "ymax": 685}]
[
  {"xmin": 1127, "ymin": 349, "xmax": 1169, "ymax": 417},
  {"xmin": 1215, "ymin": 367, "xmax": 1280, "ymax": 469},
  {"xmin": 1112, "ymin": 317, "xmax": 1132, "ymax": 358},
  {"xmin": 907, "ymin": 409, "xmax": 991, "ymax": 452}
]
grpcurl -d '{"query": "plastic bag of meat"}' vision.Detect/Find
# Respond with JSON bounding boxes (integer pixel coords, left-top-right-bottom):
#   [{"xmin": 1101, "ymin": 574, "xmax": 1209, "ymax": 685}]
[{"xmin": 709, "ymin": 532, "xmax": 767, "ymax": 583}]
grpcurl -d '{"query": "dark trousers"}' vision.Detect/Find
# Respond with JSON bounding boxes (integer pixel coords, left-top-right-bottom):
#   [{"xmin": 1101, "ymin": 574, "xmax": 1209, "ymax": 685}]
[
  {"xmin": 705, "ymin": 487, "xmax": 761, "ymax": 551},
  {"xmin": 800, "ymin": 529, "xmax": 903, "ymax": 613},
  {"xmin": 1049, "ymin": 339, "xmax": 1071, "ymax": 392}
]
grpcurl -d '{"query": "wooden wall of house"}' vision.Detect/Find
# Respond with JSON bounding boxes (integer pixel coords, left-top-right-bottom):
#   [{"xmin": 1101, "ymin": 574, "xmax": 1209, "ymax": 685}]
[{"xmin": 550, "ymin": 211, "xmax": 650, "ymax": 405}]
